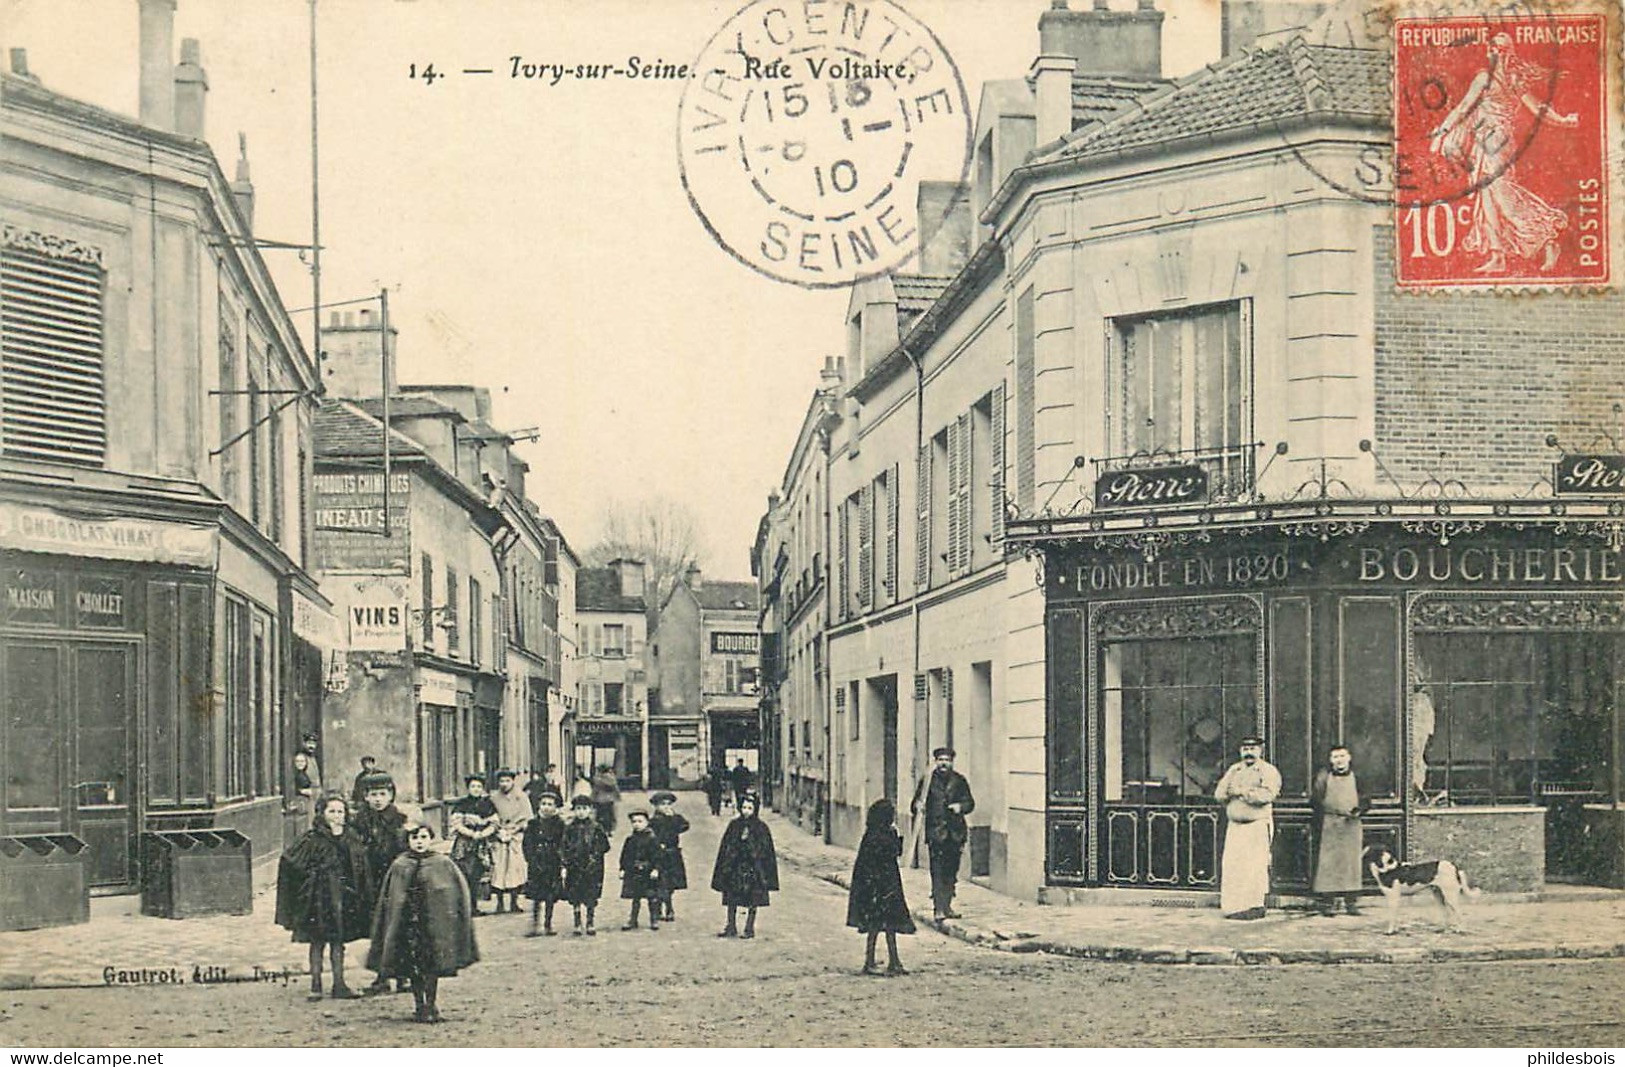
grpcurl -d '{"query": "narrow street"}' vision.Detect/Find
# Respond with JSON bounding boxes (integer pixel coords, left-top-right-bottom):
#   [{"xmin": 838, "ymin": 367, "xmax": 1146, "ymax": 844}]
[{"xmin": 4, "ymin": 804, "xmax": 1623, "ymax": 1047}]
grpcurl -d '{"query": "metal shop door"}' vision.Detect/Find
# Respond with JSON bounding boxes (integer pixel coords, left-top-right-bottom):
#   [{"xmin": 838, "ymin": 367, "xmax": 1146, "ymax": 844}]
[{"xmin": 1099, "ymin": 634, "xmax": 1257, "ymax": 889}]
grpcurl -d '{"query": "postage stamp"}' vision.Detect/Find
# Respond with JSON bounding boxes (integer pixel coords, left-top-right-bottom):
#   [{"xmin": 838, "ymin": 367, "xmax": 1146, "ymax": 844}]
[
  {"xmin": 1392, "ymin": 11, "xmax": 1611, "ymax": 289},
  {"xmin": 677, "ymin": 0, "xmax": 972, "ymax": 289}
]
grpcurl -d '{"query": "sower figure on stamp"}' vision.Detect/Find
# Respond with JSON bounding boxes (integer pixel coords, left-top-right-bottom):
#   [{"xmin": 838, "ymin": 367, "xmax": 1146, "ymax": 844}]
[
  {"xmin": 351, "ymin": 771, "xmax": 409, "ymax": 994},
  {"xmin": 1311, "ymin": 744, "xmax": 1366, "ymax": 916},
  {"xmin": 522, "ymin": 789, "xmax": 566, "ymax": 937},
  {"xmin": 562, "ymin": 794, "xmax": 611, "ymax": 935},
  {"xmin": 618, "ymin": 808, "xmax": 662, "ymax": 931},
  {"xmin": 712, "ymin": 791, "xmax": 778, "ymax": 939},
  {"xmin": 1214, "ymin": 735, "xmax": 1282, "ymax": 920},
  {"xmin": 488, "ymin": 769, "xmax": 531, "ymax": 915},
  {"xmin": 847, "ymin": 798, "xmax": 915, "ymax": 977},
  {"xmin": 910, "ymin": 747, "xmax": 975, "ymax": 922},
  {"xmin": 649, "ymin": 790, "xmax": 689, "ymax": 921},
  {"xmin": 367, "ymin": 822, "xmax": 479, "ymax": 1025},
  {"xmin": 275, "ymin": 794, "xmax": 373, "ymax": 1001}
]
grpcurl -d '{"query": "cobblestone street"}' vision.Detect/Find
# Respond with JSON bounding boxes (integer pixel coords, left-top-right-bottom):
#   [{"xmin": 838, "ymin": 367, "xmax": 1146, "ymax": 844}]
[{"xmin": 4, "ymin": 802, "xmax": 1623, "ymax": 1047}]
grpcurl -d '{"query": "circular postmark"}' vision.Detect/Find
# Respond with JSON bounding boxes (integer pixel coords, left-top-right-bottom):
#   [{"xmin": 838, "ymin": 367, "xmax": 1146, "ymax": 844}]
[
  {"xmin": 677, "ymin": 0, "xmax": 973, "ymax": 288},
  {"xmin": 1276, "ymin": 0, "xmax": 1570, "ymax": 210}
]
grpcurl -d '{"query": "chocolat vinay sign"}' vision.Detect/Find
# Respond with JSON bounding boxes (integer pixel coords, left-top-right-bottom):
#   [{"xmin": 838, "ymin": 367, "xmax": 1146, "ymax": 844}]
[{"xmin": 1094, "ymin": 463, "xmax": 1209, "ymax": 510}]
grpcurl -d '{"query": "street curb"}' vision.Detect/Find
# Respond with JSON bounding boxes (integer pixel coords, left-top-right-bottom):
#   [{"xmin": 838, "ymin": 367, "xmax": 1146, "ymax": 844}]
[{"xmin": 773, "ymin": 842, "xmax": 1625, "ymax": 969}]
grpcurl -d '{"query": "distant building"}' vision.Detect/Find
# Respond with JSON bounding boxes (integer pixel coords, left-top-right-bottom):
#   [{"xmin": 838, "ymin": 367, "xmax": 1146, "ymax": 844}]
[
  {"xmin": 575, "ymin": 559, "xmax": 649, "ymax": 789},
  {"xmin": 652, "ymin": 568, "xmax": 761, "ymax": 788}
]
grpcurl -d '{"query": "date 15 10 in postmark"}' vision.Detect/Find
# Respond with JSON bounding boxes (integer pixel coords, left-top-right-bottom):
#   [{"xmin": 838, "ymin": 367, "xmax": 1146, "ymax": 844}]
[
  {"xmin": 678, "ymin": 0, "xmax": 972, "ymax": 289},
  {"xmin": 1393, "ymin": 13, "xmax": 1610, "ymax": 289}
]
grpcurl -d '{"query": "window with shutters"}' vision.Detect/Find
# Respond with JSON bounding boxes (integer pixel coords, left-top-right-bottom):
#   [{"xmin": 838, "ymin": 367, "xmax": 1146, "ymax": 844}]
[
  {"xmin": 217, "ymin": 301, "xmax": 240, "ymax": 502},
  {"xmin": 1014, "ymin": 286, "xmax": 1036, "ymax": 512},
  {"xmin": 879, "ymin": 465, "xmax": 899, "ymax": 601},
  {"xmin": 989, "ymin": 382, "xmax": 1007, "ymax": 551},
  {"xmin": 838, "ymin": 491, "xmax": 856, "ymax": 620},
  {"xmin": 856, "ymin": 482, "xmax": 874, "ymax": 611},
  {"xmin": 948, "ymin": 411, "xmax": 973, "ymax": 576},
  {"xmin": 247, "ymin": 362, "xmax": 263, "ymax": 527},
  {"xmin": 0, "ymin": 228, "xmax": 107, "ymax": 466},
  {"xmin": 929, "ymin": 428, "xmax": 949, "ymax": 587},
  {"xmin": 269, "ymin": 404, "xmax": 285, "ymax": 543},
  {"xmin": 1109, "ymin": 301, "xmax": 1251, "ymax": 490},
  {"xmin": 420, "ymin": 554, "xmax": 436, "ymax": 648},
  {"xmin": 445, "ymin": 565, "xmax": 461, "ymax": 654},
  {"xmin": 469, "ymin": 577, "xmax": 483, "ymax": 667},
  {"xmin": 971, "ymin": 393, "xmax": 994, "ymax": 570}
]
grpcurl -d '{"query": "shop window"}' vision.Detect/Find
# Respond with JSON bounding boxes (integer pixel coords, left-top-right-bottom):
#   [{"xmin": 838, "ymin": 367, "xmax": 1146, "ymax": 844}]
[
  {"xmin": 1109, "ymin": 302, "xmax": 1250, "ymax": 491},
  {"xmin": 222, "ymin": 597, "xmax": 249, "ymax": 798},
  {"xmin": 425, "ymin": 706, "xmax": 457, "ymax": 799},
  {"xmin": 1269, "ymin": 598, "xmax": 1313, "ymax": 797},
  {"xmin": 0, "ymin": 235, "xmax": 107, "ymax": 466},
  {"xmin": 1341, "ymin": 598, "xmax": 1401, "ymax": 799},
  {"xmin": 1048, "ymin": 610, "xmax": 1085, "ymax": 797},
  {"xmin": 3, "ymin": 644, "xmax": 61, "ymax": 808},
  {"xmin": 1102, "ymin": 633, "xmax": 1257, "ymax": 804},
  {"xmin": 1414, "ymin": 629, "xmax": 1615, "ymax": 806}
]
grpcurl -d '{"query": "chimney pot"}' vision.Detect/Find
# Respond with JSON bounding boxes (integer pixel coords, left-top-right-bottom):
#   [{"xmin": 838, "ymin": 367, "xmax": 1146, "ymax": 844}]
[
  {"xmin": 138, "ymin": 0, "xmax": 178, "ymax": 131},
  {"xmin": 329, "ymin": 311, "xmax": 341, "ymax": 328},
  {"xmin": 230, "ymin": 132, "xmax": 255, "ymax": 231},
  {"xmin": 174, "ymin": 38, "xmax": 208, "ymax": 140},
  {"xmin": 9, "ymin": 48, "xmax": 38, "ymax": 81}
]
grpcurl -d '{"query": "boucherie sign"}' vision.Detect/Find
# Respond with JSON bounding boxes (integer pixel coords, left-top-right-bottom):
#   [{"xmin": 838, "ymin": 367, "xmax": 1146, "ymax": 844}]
[
  {"xmin": 1555, "ymin": 454, "xmax": 1625, "ymax": 495},
  {"xmin": 1094, "ymin": 463, "xmax": 1208, "ymax": 510}
]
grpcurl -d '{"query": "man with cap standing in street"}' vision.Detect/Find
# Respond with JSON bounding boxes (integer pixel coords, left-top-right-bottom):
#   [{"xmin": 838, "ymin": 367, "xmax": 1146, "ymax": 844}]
[
  {"xmin": 910, "ymin": 747, "xmax": 975, "ymax": 923},
  {"xmin": 1214, "ymin": 735, "xmax": 1282, "ymax": 920}
]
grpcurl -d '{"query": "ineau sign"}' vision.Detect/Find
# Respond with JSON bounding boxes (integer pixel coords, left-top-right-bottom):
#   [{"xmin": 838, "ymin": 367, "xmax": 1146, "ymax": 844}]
[{"xmin": 1094, "ymin": 464, "xmax": 1208, "ymax": 510}]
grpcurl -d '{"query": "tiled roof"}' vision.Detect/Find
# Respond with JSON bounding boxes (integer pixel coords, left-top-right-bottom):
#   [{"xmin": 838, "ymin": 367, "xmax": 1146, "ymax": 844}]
[
  {"xmin": 1070, "ymin": 74, "xmax": 1169, "ymax": 130},
  {"xmin": 577, "ymin": 567, "xmax": 645, "ymax": 613},
  {"xmin": 695, "ymin": 580, "xmax": 759, "ymax": 613},
  {"xmin": 355, "ymin": 396, "xmax": 463, "ymax": 420},
  {"xmin": 313, "ymin": 400, "xmax": 426, "ymax": 458},
  {"xmin": 1055, "ymin": 39, "xmax": 1387, "ymax": 161}
]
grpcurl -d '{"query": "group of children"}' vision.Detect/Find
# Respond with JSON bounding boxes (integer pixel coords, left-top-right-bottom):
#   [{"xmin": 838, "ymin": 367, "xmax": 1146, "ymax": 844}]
[{"xmin": 276, "ymin": 775, "xmax": 914, "ymax": 1024}]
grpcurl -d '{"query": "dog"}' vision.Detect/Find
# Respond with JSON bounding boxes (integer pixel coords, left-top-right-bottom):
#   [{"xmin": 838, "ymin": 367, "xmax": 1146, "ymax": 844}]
[{"xmin": 1364, "ymin": 847, "xmax": 1480, "ymax": 935}]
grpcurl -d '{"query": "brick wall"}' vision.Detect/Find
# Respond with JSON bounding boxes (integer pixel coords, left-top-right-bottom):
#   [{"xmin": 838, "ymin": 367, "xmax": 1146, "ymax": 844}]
[{"xmin": 1373, "ymin": 227, "xmax": 1625, "ymax": 494}]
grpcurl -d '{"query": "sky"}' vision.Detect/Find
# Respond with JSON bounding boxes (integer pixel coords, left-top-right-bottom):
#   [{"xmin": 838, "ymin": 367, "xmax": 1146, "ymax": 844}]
[{"xmin": 2, "ymin": 0, "xmax": 1220, "ymax": 578}]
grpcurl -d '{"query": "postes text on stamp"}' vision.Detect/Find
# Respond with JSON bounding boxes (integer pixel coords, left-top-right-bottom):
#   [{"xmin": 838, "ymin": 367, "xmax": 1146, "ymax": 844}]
[
  {"xmin": 678, "ymin": 0, "xmax": 972, "ymax": 289},
  {"xmin": 1393, "ymin": 13, "xmax": 1610, "ymax": 289}
]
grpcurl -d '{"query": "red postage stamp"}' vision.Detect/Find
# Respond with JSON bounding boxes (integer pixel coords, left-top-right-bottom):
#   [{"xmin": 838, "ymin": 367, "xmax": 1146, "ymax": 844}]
[{"xmin": 1393, "ymin": 13, "xmax": 1610, "ymax": 289}]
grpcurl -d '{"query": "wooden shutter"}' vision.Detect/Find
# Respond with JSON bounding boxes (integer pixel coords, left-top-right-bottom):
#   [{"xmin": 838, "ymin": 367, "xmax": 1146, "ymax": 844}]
[
  {"xmin": 990, "ymin": 382, "xmax": 1007, "ymax": 549},
  {"xmin": 1015, "ymin": 287, "xmax": 1035, "ymax": 510},
  {"xmin": 0, "ymin": 240, "xmax": 106, "ymax": 465},
  {"xmin": 857, "ymin": 482, "xmax": 874, "ymax": 609},
  {"xmin": 914, "ymin": 444, "xmax": 930, "ymax": 591},
  {"xmin": 837, "ymin": 495, "xmax": 851, "ymax": 619},
  {"xmin": 913, "ymin": 673, "xmax": 928, "ymax": 703},
  {"xmin": 884, "ymin": 463, "xmax": 900, "ymax": 598},
  {"xmin": 957, "ymin": 411, "xmax": 973, "ymax": 572},
  {"xmin": 946, "ymin": 417, "xmax": 963, "ymax": 575}
]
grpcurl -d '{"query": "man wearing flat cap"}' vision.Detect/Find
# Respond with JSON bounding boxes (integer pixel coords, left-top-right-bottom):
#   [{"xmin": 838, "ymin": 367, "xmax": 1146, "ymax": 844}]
[
  {"xmin": 911, "ymin": 746, "xmax": 975, "ymax": 922},
  {"xmin": 1214, "ymin": 735, "xmax": 1281, "ymax": 920}
]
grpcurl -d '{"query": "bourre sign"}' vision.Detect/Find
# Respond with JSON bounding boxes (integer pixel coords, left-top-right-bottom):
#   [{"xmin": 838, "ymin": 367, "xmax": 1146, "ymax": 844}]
[
  {"xmin": 1094, "ymin": 463, "xmax": 1209, "ymax": 510},
  {"xmin": 1555, "ymin": 454, "xmax": 1625, "ymax": 495}
]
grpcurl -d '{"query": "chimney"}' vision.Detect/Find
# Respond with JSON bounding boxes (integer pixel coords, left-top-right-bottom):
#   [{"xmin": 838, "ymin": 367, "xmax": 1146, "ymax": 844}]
[
  {"xmin": 173, "ymin": 37, "xmax": 207, "ymax": 139},
  {"xmin": 685, "ymin": 564, "xmax": 702, "ymax": 591},
  {"xmin": 615, "ymin": 559, "xmax": 647, "ymax": 600},
  {"xmin": 321, "ymin": 308, "xmax": 398, "ymax": 400},
  {"xmin": 820, "ymin": 355, "xmax": 842, "ymax": 389},
  {"xmin": 916, "ymin": 180, "xmax": 972, "ymax": 275},
  {"xmin": 1038, "ymin": 0, "xmax": 1163, "ymax": 80},
  {"xmin": 1030, "ymin": 54, "xmax": 1077, "ymax": 147},
  {"xmin": 9, "ymin": 48, "xmax": 41, "ymax": 83},
  {"xmin": 230, "ymin": 133, "xmax": 255, "ymax": 229},
  {"xmin": 138, "ymin": 0, "xmax": 177, "ymax": 130}
]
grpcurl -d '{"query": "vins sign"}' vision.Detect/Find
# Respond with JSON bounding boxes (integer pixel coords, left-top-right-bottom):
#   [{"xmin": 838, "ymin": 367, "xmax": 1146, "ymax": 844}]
[
  {"xmin": 1094, "ymin": 464, "xmax": 1208, "ymax": 510},
  {"xmin": 1555, "ymin": 454, "xmax": 1625, "ymax": 495}
]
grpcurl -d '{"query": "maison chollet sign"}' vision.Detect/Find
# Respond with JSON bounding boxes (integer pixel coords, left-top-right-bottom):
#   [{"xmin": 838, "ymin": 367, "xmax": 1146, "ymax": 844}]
[
  {"xmin": 1094, "ymin": 463, "xmax": 1209, "ymax": 510},
  {"xmin": 1555, "ymin": 454, "xmax": 1625, "ymax": 495}
]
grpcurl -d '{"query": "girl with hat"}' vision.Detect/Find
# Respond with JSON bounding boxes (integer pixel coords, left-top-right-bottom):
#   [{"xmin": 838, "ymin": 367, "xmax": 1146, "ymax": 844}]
[
  {"xmin": 274, "ymin": 793, "xmax": 373, "ymax": 1001},
  {"xmin": 449, "ymin": 775, "xmax": 498, "ymax": 916},
  {"xmin": 649, "ymin": 791, "xmax": 689, "ymax": 921},
  {"xmin": 710, "ymin": 791, "xmax": 778, "ymax": 939},
  {"xmin": 351, "ymin": 772, "xmax": 410, "ymax": 994},
  {"xmin": 618, "ymin": 809, "xmax": 662, "ymax": 930},
  {"xmin": 561, "ymin": 795, "xmax": 611, "ymax": 935},
  {"xmin": 847, "ymin": 798, "xmax": 915, "ymax": 976},
  {"xmin": 521, "ymin": 789, "xmax": 567, "ymax": 936},
  {"xmin": 366, "ymin": 822, "xmax": 479, "ymax": 1024}
]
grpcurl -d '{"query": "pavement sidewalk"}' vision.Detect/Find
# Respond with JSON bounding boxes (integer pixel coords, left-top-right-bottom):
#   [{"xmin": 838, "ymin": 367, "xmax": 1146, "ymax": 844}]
[{"xmin": 762, "ymin": 809, "xmax": 1625, "ymax": 967}]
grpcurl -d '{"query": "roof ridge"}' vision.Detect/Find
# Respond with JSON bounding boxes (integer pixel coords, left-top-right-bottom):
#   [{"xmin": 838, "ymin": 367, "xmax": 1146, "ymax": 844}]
[{"xmin": 1284, "ymin": 34, "xmax": 1334, "ymax": 111}]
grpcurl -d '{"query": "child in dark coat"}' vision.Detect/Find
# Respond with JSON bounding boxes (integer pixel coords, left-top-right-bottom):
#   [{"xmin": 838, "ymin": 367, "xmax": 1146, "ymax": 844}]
[
  {"xmin": 366, "ymin": 823, "xmax": 479, "ymax": 1024},
  {"xmin": 274, "ymin": 794, "xmax": 373, "ymax": 1001},
  {"xmin": 522, "ymin": 790, "xmax": 567, "ymax": 937},
  {"xmin": 649, "ymin": 791, "xmax": 689, "ymax": 921},
  {"xmin": 619, "ymin": 809, "xmax": 662, "ymax": 930},
  {"xmin": 710, "ymin": 791, "xmax": 778, "ymax": 939},
  {"xmin": 351, "ymin": 773, "xmax": 409, "ymax": 994},
  {"xmin": 847, "ymin": 798, "xmax": 915, "ymax": 975},
  {"xmin": 561, "ymin": 795, "xmax": 611, "ymax": 935}
]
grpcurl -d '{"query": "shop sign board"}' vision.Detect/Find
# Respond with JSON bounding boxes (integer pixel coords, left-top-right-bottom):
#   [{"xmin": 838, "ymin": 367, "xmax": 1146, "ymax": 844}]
[
  {"xmin": 418, "ymin": 668, "xmax": 458, "ymax": 706},
  {"xmin": 312, "ymin": 470, "xmax": 412, "ymax": 573},
  {"xmin": 577, "ymin": 719, "xmax": 643, "ymax": 735},
  {"xmin": 710, "ymin": 631, "xmax": 759, "ymax": 654},
  {"xmin": 348, "ymin": 596, "xmax": 407, "ymax": 651},
  {"xmin": 0, "ymin": 503, "xmax": 217, "ymax": 567},
  {"xmin": 1554, "ymin": 454, "xmax": 1625, "ymax": 495},
  {"xmin": 1094, "ymin": 464, "xmax": 1208, "ymax": 510}
]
